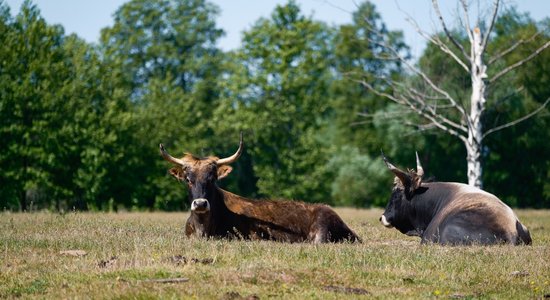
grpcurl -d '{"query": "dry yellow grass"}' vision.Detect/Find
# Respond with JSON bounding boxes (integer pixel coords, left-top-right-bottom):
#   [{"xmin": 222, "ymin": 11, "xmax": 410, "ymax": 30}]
[{"xmin": 1, "ymin": 209, "xmax": 549, "ymax": 299}]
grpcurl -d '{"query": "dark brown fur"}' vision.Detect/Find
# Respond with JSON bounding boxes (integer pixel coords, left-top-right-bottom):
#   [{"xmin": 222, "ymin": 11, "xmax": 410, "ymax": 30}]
[
  {"xmin": 162, "ymin": 148, "xmax": 360, "ymax": 243},
  {"xmin": 190, "ymin": 188, "xmax": 360, "ymax": 243}
]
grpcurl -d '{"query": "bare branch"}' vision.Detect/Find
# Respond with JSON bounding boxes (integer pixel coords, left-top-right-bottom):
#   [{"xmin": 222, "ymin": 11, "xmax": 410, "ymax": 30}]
[
  {"xmin": 403, "ymin": 121, "xmax": 438, "ymax": 134},
  {"xmin": 361, "ymin": 29, "xmax": 470, "ymax": 126},
  {"xmin": 482, "ymin": 97, "xmax": 550, "ymax": 140},
  {"xmin": 488, "ymin": 31, "xmax": 543, "ymax": 65},
  {"xmin": 490, "ymin": 40, "xmax": 550, "ymax": 84},
  {"xmin": 481, "ymin": 0, "xmax": 500, "ymax": 52},
  {"xmin": 355, "ymin": 114, "xmax": 440, "ymax": 137},
  {"xmin": 432, "ymin": 0, "xmax": 470, "ymax": 60},
  {"xmin": 396, "ymin": 81, "xmax": 468, "ymax": 132},
  {"xmin": 400, "ymin": 85, "xmax": 451, "ymax": 103},
  {"xmin": 403, "ymin": 97, "xmax": 468, "ymax": 143},
  {"xmin": 356, "ymin": 78, "xmax": 468, "ymax": 143},
  {"xmin": 386, "ymin": 76, "xmax": 470, "ymax": 131},
  {"xmin": 459, "ymin": 0, "xmax": 474, "ymax": 42},
  {"xmin": 393, "ymin": 49, "xmax": 471, "ymax": 128},
  {"xmin": 318, "ymin": 0, "xmax": 353, "ymax": 15},
  {"xmin": 391, "ymin": 83, "xmax": 465, "ymax": 111},
  {"xmin": 356, "ymin": 111, "xmax": 406, "ymax": 119},
  {"xmin": 405, "ymin": 16, "xmax": 469, "ymax": 72},
  {"xmin": 351, "ymin": 110, "xmax": 411, "ymax": 126}
]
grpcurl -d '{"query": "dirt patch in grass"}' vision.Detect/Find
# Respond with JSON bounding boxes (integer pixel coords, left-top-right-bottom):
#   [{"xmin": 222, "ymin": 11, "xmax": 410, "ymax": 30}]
[
  {"xmin": 237, "ymin": 269, "xmax": 298, "ymax": 285},
  {"xmin": 323, "ymin": 285, "xmax": 370, "ymax": 295},
  {"xmin": 165, "ymin": 255, "xmax": 214, "ymax": 265},
  {"xmin": 220, "ymin": 291, "xmax": 260, "ymax": 300}
]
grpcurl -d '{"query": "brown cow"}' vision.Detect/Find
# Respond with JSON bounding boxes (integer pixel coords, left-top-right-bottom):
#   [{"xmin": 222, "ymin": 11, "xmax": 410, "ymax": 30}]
[
  {"xmin": 160, "ymin": 133, "xmax": 361, "ymax": 243},
  {"xmin": 379, "ymin": 152, "xmax": 532, "ymax": 245}
]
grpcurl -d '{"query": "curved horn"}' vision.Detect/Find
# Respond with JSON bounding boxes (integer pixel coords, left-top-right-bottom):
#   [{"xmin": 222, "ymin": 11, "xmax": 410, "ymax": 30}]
[
  {"xmin": 381, "ymin": 150, "xmax": 411, "ymax": 187},
  {"xmin": 217, "ymin": 132, "xmax": 243, "ymax": 165},
  {"xmin": 159, "ymin": 144, "xmax": 186, "ymax": 166},
  {"xmin": 415, "ymin": 151, "xmax": 424, "ymax": 177},
  {"xmin": 381, "ymin": 150, "xmax": 395, "ymax": 170}
]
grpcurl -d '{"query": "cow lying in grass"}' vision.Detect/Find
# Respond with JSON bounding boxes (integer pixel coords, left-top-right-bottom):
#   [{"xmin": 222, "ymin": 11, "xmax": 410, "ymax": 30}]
[
  {"xmin": 160, "ymin": 133, "xmax": 361, "ymax": 243},
  {"xmin": 380, "ymin": 152, "xmax": 532, "ymax": 245}
]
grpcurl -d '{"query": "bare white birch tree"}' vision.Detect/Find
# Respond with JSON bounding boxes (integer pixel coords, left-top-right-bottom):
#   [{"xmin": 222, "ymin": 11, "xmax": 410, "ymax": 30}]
[{"xmin": 357, "ymin": 0, "xmax": 550, "ymax": 188}]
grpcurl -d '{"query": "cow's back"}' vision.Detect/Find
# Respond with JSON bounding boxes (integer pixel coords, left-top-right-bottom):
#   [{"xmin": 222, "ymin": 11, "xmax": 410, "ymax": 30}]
[
  {"xmin": 222, "ymin": 190, "xmax": 360, "ymax": 243},
  {"xmin": 421, "ymin": 183, "xmax": 528, "ymax": 245},
  {"xmin": 223, "ymin": 192, "xmax": 316, "ymax": 227}
]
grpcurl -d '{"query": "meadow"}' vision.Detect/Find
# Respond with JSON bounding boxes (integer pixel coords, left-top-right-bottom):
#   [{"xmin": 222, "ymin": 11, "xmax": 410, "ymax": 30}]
[{"xmin": 1, "ymin": 208, "xmax": 549, "ymax": 299}]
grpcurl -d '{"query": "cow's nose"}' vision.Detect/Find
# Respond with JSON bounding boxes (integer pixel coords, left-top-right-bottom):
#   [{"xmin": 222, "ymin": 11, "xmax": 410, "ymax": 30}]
[
  {"xmin": 380, "ymin": 215, "xmax": 392, "ymax": 228},
  {"xmin": 191, "ymin": 198, "xmax": 210, "ymax": 213}
]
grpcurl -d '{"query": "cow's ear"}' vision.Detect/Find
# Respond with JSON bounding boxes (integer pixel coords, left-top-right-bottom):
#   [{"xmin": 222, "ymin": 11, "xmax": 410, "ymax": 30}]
[
  {"xmin": 411, "ymin": 173, "xmax": 423, "ymax": 191},
  {"xmin": 383, "ymin": 154, "xmax": 411, "ymax": 189},
  {"xmin": 217, "ymin": 165, "xmax": 233, "ymax": 180},
  {"xmin": 391, "ymin": 168, "xmax": 412, "ymax": 190},
  {"xmin": 403, "ymin": 172, "xmax": 423, "ymax": 199},
  {"xmin": 169, "ymin": 167, "xmax": 185, "ymax": 181},
  {"xmin": 407, "ymin": 173, "xmax": 422, "ymax": 198},
  {"xmin": 384, "ymin": 153, "xmax": 421, "ymax": 199}
]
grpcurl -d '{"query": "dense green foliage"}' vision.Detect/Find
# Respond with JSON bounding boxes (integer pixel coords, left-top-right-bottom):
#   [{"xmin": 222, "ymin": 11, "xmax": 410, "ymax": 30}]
[
  {"xmin": 0, "ymin": 1, "xmax": 130, "ymax": 211},
  {"xmin": 99, "ymin": 0, "xmax": 226, "ymax": 210},
  {"xmin": 0, "ymin": 0, "xmax": 548, "ymax": 211},
  {"xmin": 218, "ymin": 2, "xmax": 335, "ymax": 202}
]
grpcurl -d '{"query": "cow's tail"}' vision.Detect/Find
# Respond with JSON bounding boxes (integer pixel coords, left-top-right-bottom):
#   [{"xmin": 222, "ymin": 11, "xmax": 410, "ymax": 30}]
[{"xmin": 516, "ymin": 220, "xmax": 532, "ymax": 245}]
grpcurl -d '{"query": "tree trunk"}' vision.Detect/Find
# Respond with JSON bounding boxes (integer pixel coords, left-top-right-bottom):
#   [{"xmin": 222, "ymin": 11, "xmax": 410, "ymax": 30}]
[
  {"xmin": 467, "ymin": 28, "xmax": 486, "ymax": 189},
  {"xmin": 466, "ymin": 135, "xmax": 483, "ymax": 188}
]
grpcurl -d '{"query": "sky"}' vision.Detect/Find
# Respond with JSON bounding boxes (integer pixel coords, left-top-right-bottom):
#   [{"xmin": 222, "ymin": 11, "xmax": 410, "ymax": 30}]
[{"xmin": 3, "ymin": 0, "xmax": 549, "ymax": 59}]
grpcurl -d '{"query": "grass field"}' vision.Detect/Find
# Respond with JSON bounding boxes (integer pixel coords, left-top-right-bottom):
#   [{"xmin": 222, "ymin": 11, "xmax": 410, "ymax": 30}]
[{"xmin": 1, "ymin": 208, "xmax": 549, "ymax": 299}]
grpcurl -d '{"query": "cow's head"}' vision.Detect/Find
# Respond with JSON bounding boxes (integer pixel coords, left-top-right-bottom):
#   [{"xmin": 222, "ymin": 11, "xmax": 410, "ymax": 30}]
[
  {"xmin": 159, "ymin": 133, "xmax": 243, "ymax": 215},
  {"xmin": 379, "ymin": 152, "xmax": 424, "ymax": 234}
]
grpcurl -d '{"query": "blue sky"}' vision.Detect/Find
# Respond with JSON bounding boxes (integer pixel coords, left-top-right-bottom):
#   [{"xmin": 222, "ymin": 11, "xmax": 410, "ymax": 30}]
[{"xmin": 4, "ymin": 0, "xmax": 549, "ymax": 58}]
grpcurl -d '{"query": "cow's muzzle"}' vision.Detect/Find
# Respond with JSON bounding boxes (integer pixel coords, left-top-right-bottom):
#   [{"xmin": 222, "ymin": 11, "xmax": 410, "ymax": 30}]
[
  {"xmin": 380, "ymin": 215, "xmax": 393, "ymax": 228},
  {"xmin": 191, "ymin": 198, "xmax": 210, "ymax": 213}
]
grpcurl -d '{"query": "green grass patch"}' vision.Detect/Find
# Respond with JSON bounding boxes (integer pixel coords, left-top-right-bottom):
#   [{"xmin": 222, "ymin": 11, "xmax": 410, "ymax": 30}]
[{"xmin": 1, "ymin": 209, "xmax": 549, "ymax": 299}]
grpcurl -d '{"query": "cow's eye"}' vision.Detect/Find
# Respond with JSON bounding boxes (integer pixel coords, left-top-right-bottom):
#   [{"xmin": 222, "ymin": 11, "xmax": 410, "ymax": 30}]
[{"xmin": 182, "ymin": 173, "xmax": 192, "ymax": 183}]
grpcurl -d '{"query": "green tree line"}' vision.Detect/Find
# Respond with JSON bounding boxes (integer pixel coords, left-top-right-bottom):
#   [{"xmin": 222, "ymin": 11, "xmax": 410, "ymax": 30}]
[{"xmin": 1, "ymin": 0, "xmax": 548, "ymax": 211}]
